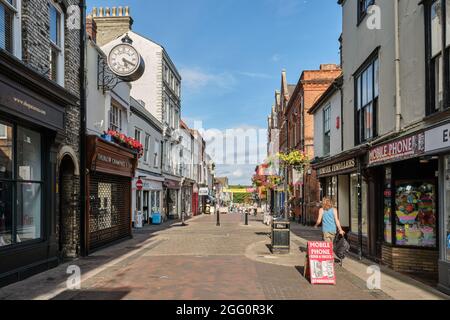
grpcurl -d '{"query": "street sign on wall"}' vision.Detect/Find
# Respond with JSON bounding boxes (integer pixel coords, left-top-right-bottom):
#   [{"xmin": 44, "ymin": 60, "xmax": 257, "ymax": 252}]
[{"xmin": 199, "ymin": 188, "xmax": 209, "ymax": 196}]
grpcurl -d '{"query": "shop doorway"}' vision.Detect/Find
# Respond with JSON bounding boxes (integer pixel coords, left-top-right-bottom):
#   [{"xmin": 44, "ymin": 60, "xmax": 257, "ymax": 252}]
[{"xmin": 58, "ymin": 154, "xmax": 80, "ymax": 259}]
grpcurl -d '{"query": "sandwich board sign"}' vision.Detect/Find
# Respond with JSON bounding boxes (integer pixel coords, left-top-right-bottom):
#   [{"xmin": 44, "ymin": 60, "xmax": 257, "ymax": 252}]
[{"xmin": 304, "ymin": 241, "xmax": 336, "ymax": 285}]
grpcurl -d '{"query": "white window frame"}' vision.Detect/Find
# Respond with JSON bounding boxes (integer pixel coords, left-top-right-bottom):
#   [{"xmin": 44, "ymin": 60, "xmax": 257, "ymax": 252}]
[
  {"xmin": 109, "ymin": 103, "xmax": 122, "ymax": 132},
  {"xmin": 0, "ymin": 0, "xmax": 21, "ymax": 59},
  {"xmin": 48, "ymin": 0, "xmax": 64, "ymax": 86},
  {"xmin": 144, "ymin": 134, "xmax": 150, "ymax": 163}
]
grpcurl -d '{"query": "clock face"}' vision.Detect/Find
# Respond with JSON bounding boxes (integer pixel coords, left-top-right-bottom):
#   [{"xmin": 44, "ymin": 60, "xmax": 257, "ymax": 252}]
[{"xmin": 108, "ymin": 43, "xmax": 141, "ymax": 77}]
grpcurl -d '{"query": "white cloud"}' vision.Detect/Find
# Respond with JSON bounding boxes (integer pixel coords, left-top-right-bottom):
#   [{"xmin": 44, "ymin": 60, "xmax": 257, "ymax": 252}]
[
  {"xmin": 180, "ymin": 67, "xmax": 237, "ymax": 91},
  {"xmin": 237, "ymin": 71, "xmax": 272, "ymax": 79}
]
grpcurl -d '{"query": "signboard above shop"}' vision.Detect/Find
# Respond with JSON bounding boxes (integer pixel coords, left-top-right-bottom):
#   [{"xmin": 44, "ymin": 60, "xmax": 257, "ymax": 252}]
[
  {"xmin": 199, "ymin": 188, "xmax": 209, "ymax": 196},
  {"xmin": 368, "ymin": 133, "xmax": 425, "ymax": 166},
  {"xmin": 425, "ymin": 122, "xmax": 450, "ymax": 153},
  {"xmin": 317, "ymin": 158, "xmax": 357, "ymax": 177}
]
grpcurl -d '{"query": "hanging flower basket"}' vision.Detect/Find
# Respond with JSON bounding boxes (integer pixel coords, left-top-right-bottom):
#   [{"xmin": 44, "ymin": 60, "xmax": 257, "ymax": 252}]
[{"xmin": 277, "ymin": 150, "xmax": 309, "ymax": 171}]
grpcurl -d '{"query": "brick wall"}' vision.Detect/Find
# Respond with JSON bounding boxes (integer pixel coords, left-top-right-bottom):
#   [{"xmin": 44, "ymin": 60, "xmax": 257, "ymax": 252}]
[
  {"xmin": 382, "ymin": 245, "xmax": 439, "ymax": 274},
  {"xmin": 21, "ymin": 0, "xmax": 81, "ymax": 258}
]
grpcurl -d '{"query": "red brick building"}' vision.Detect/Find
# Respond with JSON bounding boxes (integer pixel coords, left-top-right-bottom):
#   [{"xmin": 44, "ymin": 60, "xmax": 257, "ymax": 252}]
[{"xmin": 285, "ymin": 64, "xmax": 341, "ymax": 223}]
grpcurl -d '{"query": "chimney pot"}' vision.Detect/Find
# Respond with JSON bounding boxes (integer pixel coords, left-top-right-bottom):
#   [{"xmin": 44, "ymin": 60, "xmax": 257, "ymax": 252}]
[
  {"xmin": 92, "ymin": 7, "xmax": 97, "ymax": 17},
  {"xmin": 118, "ymin": 6, "xmax": 123, "ymax": 16},
  {"xmin": 99, "ymin": 7, "xmax": 103, "ymax": 17},
  {"xmin": 112, "ymin": 7, "xmax": 117, "ymax": 16},
  {"xmin": 125, "ymin": 6, "xmax": 130, "ymax": 16},
  {"xmin": 106, "ymin": 7, "xmax": 110, "ymax": 17}
]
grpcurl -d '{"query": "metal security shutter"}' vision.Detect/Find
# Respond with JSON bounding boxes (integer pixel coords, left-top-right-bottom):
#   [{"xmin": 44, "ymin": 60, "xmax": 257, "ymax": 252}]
[{"xmin": 88, "ymin": 173, "xmax": 131, "ymax": 251}]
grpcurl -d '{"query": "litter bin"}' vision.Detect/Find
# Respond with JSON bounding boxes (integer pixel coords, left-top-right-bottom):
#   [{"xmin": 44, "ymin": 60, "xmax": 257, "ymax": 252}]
[
  {"xmin": 271, "ymin": 219, "xmax": 290, "ymax": 254},
  {"xmin": 152, "ymin": 212, "xmax": 162, "ymax": 225}
]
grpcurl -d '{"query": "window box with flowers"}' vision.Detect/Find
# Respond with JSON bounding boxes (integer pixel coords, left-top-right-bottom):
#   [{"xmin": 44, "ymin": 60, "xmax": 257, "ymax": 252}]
[{"xmin": 103, "ymin": 130, "xmax": 144, "ymax": 158}]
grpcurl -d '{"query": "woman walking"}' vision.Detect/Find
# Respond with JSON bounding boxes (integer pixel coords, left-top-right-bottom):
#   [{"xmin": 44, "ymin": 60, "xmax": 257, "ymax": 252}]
[{"xmin": 314, "ymin": 197, "xmax": 345, "ymax": 243}]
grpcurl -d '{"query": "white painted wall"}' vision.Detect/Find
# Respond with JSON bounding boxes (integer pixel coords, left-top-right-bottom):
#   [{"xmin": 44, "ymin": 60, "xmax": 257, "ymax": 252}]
[
  {"xmin": 341, "ymin": 0, "xmax": 425, "ymax": 150},
  {"xmin": 313, "ymin": 89, "xmax": 342, "ymax": 159},
  {"xmin": 86, "ymin": 40, "xmax": 131, "ymax": 136}
]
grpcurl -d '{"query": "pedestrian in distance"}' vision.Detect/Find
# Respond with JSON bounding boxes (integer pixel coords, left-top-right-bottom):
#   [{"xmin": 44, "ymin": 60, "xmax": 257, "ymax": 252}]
[{"xmin": 314, "ymin": 197, "xmax": 345, "ymax": 243}]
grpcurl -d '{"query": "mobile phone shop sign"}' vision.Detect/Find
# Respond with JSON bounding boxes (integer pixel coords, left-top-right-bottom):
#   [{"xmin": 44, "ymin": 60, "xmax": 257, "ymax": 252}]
[
  {"xmin": 369, "ymin": 133, "xmax": 425, "ymax": 166},
  {"xmin": 307, "ymin": 242, "xmax": 336, "ymax": 285}
]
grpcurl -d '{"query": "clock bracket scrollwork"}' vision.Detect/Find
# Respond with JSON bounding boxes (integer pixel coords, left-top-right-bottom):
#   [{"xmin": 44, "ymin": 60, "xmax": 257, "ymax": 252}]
[{"xmin": 97, "ymin": 54, "xmax": 127, "ymax": 94}]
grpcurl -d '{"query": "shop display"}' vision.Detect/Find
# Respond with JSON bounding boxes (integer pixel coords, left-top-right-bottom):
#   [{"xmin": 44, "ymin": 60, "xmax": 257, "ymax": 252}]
[
  {"xmin": 383, "ymin": 168, "xmax": 392, "ymax": 243},
  {"xmin": 395, "ymin": 181, "xmax": 437, "ymax": 247}
]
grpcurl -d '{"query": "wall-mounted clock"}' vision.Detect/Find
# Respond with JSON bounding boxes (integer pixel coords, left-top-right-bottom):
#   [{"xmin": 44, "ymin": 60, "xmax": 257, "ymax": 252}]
[{"xmin": 107, "ymin": 34, "xmax": 145, "ymax": 82}]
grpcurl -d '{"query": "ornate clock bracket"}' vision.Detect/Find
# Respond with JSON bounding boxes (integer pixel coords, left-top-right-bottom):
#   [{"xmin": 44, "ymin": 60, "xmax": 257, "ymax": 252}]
[{"xmin": 97, "ymin": 54, "xmax": 126, "ymax": 93}]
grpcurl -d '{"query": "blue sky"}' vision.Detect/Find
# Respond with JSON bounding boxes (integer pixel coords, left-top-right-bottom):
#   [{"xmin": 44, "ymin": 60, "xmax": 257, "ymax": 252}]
[{"xmin": 88, "ymin": 0, "xmax": 342, "ymax": 185}]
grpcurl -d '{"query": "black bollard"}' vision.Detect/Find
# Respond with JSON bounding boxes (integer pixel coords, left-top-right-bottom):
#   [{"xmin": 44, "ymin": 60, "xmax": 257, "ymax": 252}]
[
  {"xmin": 245, "ymin": 210, "xmax": 248, "ymax": 226},
  {"xmin": 216, "ymin": 209, "xmax": 220, "ymax": 226}
]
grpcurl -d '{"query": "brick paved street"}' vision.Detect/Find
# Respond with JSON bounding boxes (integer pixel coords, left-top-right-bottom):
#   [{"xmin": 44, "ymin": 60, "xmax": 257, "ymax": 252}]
[{"xmin": 0, "ymin": 213, "xmax": 396, "ymax": 300}]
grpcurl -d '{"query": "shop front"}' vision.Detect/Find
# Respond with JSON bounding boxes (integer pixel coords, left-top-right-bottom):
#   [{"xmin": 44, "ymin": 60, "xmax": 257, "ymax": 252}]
[
  {"xmin": 85, "ymin": 136, "xmax": 138, "ymax": 254},
  {"xmin": 313, "ymin": 153, "xmax": 363, "ymax": 252},
  {"xmin": 368, "ymin": 132, "xmax": 439, "ymax": 275},
  {"xmin": 132, "ymin": 175, "xmax": 163, "ymax": 225},
  {"xmin": 424, "ymin": 122, "xmax": 450, "ymax": 294},
  {"xmin": 164, "ymin": 178, "xmax": 181, "ymax": 220},
  {"xmin": 0, "ymin": 51, "xmax": 78, "ymax": 286},
  {"xmin": 181, "ymin": 179, "xmax": 194, "ymax": 218}
]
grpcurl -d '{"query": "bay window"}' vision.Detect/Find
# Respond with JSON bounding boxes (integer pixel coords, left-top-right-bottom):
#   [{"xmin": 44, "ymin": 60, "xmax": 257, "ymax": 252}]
[
  {"xmin": 355, "ymin": 55, "xmax": 379, "ymax": 144},
  {"xmin": 109, "ymin": 104, "xmax": 122, "ymax": 132},
  {"xmin": 0, "ymin": 122, "xmax": 43, "ymax": 248}
]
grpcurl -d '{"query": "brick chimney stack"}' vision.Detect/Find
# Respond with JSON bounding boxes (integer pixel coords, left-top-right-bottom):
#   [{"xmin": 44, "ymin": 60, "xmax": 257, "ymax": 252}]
[
  {"xmin": 91, "ymin": 6, "xmax": 133, "ymax": 46},
  {"xmin": 86, "ymin": 15, "xmax": 97, "ymax": 43}
]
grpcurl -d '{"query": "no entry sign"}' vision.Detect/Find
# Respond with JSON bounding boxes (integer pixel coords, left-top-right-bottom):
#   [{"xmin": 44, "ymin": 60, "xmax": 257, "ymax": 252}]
[
  {"xmin": 136, "ymin": 179, "xmax": 143, "ymax": 191},
  {"xmin": 305, "ymin": 241, "xmax": 336, "ymax": 285}
]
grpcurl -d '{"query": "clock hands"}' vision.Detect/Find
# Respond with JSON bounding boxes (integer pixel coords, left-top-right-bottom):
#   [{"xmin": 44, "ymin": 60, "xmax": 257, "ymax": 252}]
[{"xmin": 122, "ymin": 58, "xmax": 136, "ymax": 68}]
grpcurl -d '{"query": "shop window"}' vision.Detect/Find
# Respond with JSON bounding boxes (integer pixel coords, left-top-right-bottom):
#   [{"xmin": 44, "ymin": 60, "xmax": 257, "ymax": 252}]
[
  {"xmin": 394, "ymin": 181, "xmax": 437, "ymax": 247},
  {"xmin": 355, "ymin": 55, "xmax": 379, "ymax": 144},
  {"xmin": 350, "ymin": 174, "xmax": 359, "ymax": 233},
  {"xmin": 0, "ymin": 123, "xmax": 42, "ymax": 248},
  {"xmin": 444, "ymin": 156, "xmax": 450, "ymax": 260},
  {"xmin": 383, "ymin": 167, "xmax": 393, "ymax": 244}
]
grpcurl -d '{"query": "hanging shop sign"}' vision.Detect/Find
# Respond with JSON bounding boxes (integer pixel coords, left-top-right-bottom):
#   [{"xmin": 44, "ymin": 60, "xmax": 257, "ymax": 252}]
[
  {"xmin": 199, "ymin": 187, "xmax": 209, "ymax": 196},
  {"xmin": 425, "ymin": 122, "xmax": 450, "ymax": 153},
  {"xmin": 317, "ymin": 159, "xmax": 357, "ymax": 177},
  {"xmin": 304, "ymin": 241, "xmax": 336, "ymax": 285},
  {"xmin": 368, "ymin": 133, "xmax": 425, "ymax": 166}
]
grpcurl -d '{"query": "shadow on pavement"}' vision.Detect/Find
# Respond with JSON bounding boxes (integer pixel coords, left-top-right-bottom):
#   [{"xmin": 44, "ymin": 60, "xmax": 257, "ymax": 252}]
[{"xmin": 51, "ymin": 289, "xmax": 131, "ymax": 300}]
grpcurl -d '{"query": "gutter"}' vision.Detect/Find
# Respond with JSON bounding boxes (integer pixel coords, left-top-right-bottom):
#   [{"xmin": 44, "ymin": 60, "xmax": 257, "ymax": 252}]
[
  {"xmin": 395, "ymin": 0, "xmax": 402, "ymax": 131},
  {"xmin": 79, "ymin": 0, "xmax": 87, "ymax": 256}
]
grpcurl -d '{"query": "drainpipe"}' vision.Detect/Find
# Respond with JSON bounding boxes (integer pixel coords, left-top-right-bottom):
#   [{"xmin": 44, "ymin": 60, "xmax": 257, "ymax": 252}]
[
  {"xmin": 79, "ymin": 0, "xmax": 87, "ymax": 256},
  {"xmin": 394, "ymin": 0, "xmax": 402, "ymax": 132}
]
